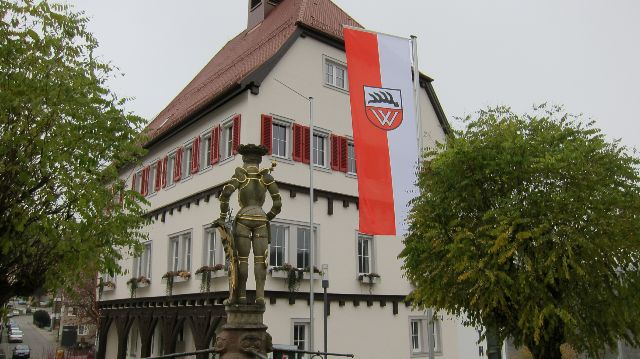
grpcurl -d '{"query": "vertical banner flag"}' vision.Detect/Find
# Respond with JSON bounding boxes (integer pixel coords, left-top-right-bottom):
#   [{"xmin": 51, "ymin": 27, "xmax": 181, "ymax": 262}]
[{"xmin": 344, "ymin": 27, "xmax": 418, "ymax": 236}]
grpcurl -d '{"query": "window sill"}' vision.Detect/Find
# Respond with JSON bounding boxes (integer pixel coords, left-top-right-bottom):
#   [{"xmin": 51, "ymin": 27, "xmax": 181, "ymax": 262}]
[
  {"xmin": 358, "ymin": 275, "xmax": 380, "ymax": 284},
  {"xmin": 312, "ymin": 165, "xmax": 331, "ymax": 174},
  {"xmin": 199, "ymin": 165, "xmax": 214, "ymax": 175},
  {"xmin": 323, "ymin": 83, "xmax": 349, "ymax": 95},
  {"xmin": 180, "ymin": 175, "xmax": 193, "ymax": 184},
  {"xmin": 219, "ymin": 155, "xmax": 236, "ymax": 166},
  {"xmin": 345, "ymin": 172, "xmax": 357, "ymax": 179},
  {"xmin": 270, "ymin": 155, "xmax": 294, "ymax": 166},
  {"xmin": 270, "ymin": 270, "xmax": 321, "ymax": 280}
]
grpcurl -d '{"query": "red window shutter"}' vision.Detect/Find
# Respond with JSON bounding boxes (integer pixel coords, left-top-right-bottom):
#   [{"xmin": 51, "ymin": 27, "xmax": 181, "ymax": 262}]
[
  {"xmin": 302, "ymin": 126, "xmax": 311, "ymax": 164},
  {"xmin": 161, "ymin": 156, "xmax": 168, "ymax": 188},
  {"xmin": 339, "ymin": 137, "xmax": 348, "ymax": 172},
  {"xmin": 292, "ymin": 124, "xmax": 303, "ymax": 162},
  {"xmin": 174, "ymin": 148, "xmax": 182, "ymax": 182},
  {"xmin": 330, "ymin": 134, "xmax": 340, "ymax": 171},
  {"xmin": 211, "ymin": 126, "xmax": 220, "ymax": 165},
  {"xmin": 191, "ymin": 137, "xmax": 200, "ymax": 174},
  {"xmin": 261, "ymin": 115, "xmax": 273, "ymax": 154},
  {"xmin": 155, "ymin": 160, "xmax": 162, "ymax": 191},
  {"xmin": 232, "ymin": 115, "xmax": 241, "ymax": 155},
  {"xmin": 131, "ymin": 172, "xmax": 137, "ymax": 192}
]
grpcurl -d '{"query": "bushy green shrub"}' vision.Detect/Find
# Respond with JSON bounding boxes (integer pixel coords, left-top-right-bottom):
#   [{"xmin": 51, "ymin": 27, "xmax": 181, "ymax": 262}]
[{"xmin": 33, "ymin": 309, "xmax": 51, "ymax": 328}]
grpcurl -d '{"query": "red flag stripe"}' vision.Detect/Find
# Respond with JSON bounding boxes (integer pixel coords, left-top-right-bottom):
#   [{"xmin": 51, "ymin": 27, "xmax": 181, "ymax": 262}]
[{"xmin": 344, "ymin": 28, "xmax": 395, "ymax": 235}]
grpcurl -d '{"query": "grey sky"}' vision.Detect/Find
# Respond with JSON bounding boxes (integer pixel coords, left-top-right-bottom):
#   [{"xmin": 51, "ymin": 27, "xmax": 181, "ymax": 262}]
[{"xmin": 67, "ymin": 0, "xmax": 640, "ymax": 149}]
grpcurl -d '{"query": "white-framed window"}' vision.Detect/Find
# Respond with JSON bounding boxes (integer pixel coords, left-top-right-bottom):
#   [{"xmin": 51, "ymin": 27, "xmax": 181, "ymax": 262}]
[
  {"xmin": 269, "ymin": 224, "xmax": 288, "ymax": 267},
  {"xmin": 169, "ymin": 231, "xmax": 192, "ymax": 272},
  {"xmin": 182, "ymin": 143, "xmax": 193, "ymax": 180},
  {"xmin": 78, "ymin": 324, "xmax": 89, "ymax": 336},
  {"xmin": 134, "ymin": 169, "xmax": 143, "ymax": 193},
  {"xmin": 133, "ymin": 241, "xmax": 152, "ymax": 279},
  {"xmin": 324, "ymin": 58, "xmax": 348, "ymax": 91},
  {"xmin": 202, "ymin": 132, "xmax": 212, "ymax": 169},
  {"xmin": 292, "ymin": 320, "xmax": 310, "ymax": 359},
  {"xmin": 166, "ymin": 152, "xmax": 176, "ymax": 187},
  {"xmin": 269, "ymin": 222, "xmax": 317, "ymax": 269},
  {"xmin": 312, "ymin": 133, "xmax": 327, "ymax": 167},
  {"xmin": 204, "ymin": 227, "xmax": 223, "ymax": 266},
  {"xmin": 148, "ymin": 163, "xmax": 157, "ymax": 195},
  {"xmin": 411, "ymin": 319, "xmax": 423, "ymax": 354},
  {"xmin": 357, "ymin": 234, "xmax": 373, "ymax": 274},
  {"xmin": 409, "ymin": 317, "xmax": 442, "ymax": 356},
  {"xmin": 347, "ymin": 141, "xmax": 356, "ymax": 174},
  {"xmin": 221, "ymin": 121, "xmax": 234, "ymax": 160},
  {"xmin": 272, "ymin": 121, "xmax": 289, "ymax": 158}
]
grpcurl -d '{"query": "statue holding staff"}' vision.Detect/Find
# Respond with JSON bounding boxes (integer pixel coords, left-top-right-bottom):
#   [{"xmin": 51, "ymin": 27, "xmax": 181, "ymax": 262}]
[{"xmin": 213, "ymin": 144, "xmax": 282, "ymax": 305}]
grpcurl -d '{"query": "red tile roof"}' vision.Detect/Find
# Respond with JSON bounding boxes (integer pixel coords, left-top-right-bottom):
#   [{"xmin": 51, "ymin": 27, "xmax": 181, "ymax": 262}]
[{"xmin": 145, "ymin": 0, "xmax": 361, "ymax": 146}]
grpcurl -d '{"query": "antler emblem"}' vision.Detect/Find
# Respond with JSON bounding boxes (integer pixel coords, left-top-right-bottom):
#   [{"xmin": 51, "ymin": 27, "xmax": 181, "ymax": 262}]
[{"xmin": 367, "ymin": 91, "xmax": 399, "ymax": 108}]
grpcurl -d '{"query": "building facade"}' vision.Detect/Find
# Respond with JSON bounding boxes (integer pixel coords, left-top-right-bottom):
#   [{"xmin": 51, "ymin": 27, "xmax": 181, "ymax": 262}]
[{"xmin": 97, "ymin": 1, "xmax": 484, "ymax": 358}]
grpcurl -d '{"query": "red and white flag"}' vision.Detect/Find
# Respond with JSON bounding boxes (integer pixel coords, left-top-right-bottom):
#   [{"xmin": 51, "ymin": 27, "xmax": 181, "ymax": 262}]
[{"xmin": 344, "ymin": 27, "xmax": 419, "ymax": 236}]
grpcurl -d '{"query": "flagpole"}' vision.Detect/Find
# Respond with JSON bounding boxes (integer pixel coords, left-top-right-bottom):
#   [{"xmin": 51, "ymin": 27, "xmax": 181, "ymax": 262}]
[
  {"xmin": 309, "ymin": 96, "xmax": 316, "ymax": 354},
  {"xmin": 410, "ymin": 35, "xmax": 423, "ymax": 155},
  {"xmin": 273, "ymin": 78, "xmax": 316, "ymax": 352},
  {"xmin": 411, "ymin": 35, "xmax": 433, "ymax": 359}
]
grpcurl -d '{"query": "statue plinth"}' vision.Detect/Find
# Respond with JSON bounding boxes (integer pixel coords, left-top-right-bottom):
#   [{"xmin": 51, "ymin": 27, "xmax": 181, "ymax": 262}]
[{"xmin": 213, "ymin": 304, "xmax": 272, "ymax": 359}]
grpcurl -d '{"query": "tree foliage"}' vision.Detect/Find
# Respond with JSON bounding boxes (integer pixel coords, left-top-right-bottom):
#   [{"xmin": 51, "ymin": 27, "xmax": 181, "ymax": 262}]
[
  {"xmin": 400, "ymin": 105, "xmax": 640, "ymax": 359},
  {"xmin": 0, "ymin": 0, "xmax": 148, "ymax": 304}
]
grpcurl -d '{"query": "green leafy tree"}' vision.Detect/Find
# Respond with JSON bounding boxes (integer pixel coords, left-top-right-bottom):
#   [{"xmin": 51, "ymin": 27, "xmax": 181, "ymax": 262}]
[
  {"xmin": 400, "ymin": 105, "xmax": 640, "ymax": 359},
  {"xmin": 0, "ymin": 0, "xmax": 148, "ymax": 305}
]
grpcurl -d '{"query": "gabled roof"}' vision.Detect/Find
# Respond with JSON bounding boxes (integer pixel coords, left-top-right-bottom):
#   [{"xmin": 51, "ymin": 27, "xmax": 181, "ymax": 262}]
[{"xmin": 145, "ymin": 0, "xmax": 361, "ymax": 146}]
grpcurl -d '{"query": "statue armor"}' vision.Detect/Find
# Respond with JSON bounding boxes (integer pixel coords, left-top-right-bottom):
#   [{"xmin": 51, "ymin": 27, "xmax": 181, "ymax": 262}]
[{"xmin": 214, "ymin": 144, "xmax": 281, "ymax": 305}]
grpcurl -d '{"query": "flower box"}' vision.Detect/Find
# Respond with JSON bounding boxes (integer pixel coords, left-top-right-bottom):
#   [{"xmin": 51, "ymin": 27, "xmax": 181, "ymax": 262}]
[
  {"xmin": 138, "ymin": 280, "xmax": 150, "ymax": 288},
  {"xmin": 358, "ymin": 274, "xmax": 381, "ymax": 284},
  {"xmin": 196, "ymin": 270, "xmax": 228, "ymax": 280},
  {"xmin": 269, "ymin": 268, "xmax": 322, "ymax": 280}
]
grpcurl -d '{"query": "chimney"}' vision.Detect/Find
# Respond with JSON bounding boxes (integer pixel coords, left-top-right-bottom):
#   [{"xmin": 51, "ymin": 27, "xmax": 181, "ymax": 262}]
[{"xmin": 247, "ymin": 0, "xmax": 282, "ymax": 29}]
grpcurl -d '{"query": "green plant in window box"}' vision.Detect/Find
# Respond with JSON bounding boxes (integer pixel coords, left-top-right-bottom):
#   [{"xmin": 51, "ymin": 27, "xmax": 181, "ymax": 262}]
[
  {"xmin": 196, "ymin": 264, "xmax": 225, "ymax": 292},
  {"xmin": 126, "ymin": 277, "xmax": 138, "ymax": 298}
]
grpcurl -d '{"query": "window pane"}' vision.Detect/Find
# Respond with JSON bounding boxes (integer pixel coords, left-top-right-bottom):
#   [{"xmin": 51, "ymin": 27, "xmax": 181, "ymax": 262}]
[
  {"xmin": 183, "ymin": 146, "xmax": 192, "ymax": 178},
  {"xmin": 358, "ymin": 236, "xmax": 370, "ymax": 274},
  {"xmin": 325, "ymin": 62, "xmax": 333, "ymax": 84},
  {"xmin": 149, "ymin": 165, "xmax": 157, "ymax": 194},
  {"xmin": 336, "ymin": 67, "xmax": 345, "ymax": 88},
  {"xmin": 208, "ymin": 230, "xmax": 216, "ymax": 266},
  {"xmin": 184, "ymin": 234, "xmax": 191, "ymax": 271},
  {"xmin": 224, "ymin": 126, "xmax": 233, "ymax": 158},
  {"xmin": 293, "ymin": 323, "xmax": 307, "ymax": 358},
  {"xmin": 171, "ymin": 238, "xmax": 179, "ymax": 271},
  {"xmin": 272, "ymin": 123, "xmax": 287, "ymax": 157},
  {"xmin": 411, "ymin": 320, "xmax": 421, "ymax": 352},
  {"xmin": 313, "ymin": 134, "xmax": 325, "ymax": 166},
  {"xmin": 347, "ymin": 143, "xmax": 356, "ymax": 174},
  {"xmin": 297, "ymin": 228, "xmax": 310, "ymax": 269},
  {"xmin": 167, "ymin": 155, "xmax": 175, "ymax": 186},
  {"xmin": 270, "ymin": 225, "xmax": 287, "ymax": 267},
  {"xmin": 204, "ymin": 136, "xmax": 212, "ymax": 167}
]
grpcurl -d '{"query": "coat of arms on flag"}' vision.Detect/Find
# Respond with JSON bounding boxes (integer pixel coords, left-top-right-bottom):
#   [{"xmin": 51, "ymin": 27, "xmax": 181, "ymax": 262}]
[{"xmin": 364, "ymin": 86, "xmax": 403, "ymax": 131}]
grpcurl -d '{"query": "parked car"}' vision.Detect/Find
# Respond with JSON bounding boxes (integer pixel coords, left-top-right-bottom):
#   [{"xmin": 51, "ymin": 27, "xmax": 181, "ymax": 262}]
[
  {"xmin": 12, "ymin": 344, "xmax": 30, "ymax": 359},
  {"xmin": 8, "ymin": 329, "xmax": 23, "ymax": 343}
]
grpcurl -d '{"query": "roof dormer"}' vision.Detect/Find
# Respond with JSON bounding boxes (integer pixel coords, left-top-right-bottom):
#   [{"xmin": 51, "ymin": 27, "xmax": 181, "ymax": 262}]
[{"xmin": 248, "ymin": 0, "xmax": 283, "ymax": 29}]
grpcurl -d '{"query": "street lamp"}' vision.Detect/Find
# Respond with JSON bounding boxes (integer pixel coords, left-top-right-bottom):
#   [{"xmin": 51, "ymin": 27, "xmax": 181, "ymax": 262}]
[{"xmin": 322, "ymin": 264, "xmax": 329, "ymax": 359}]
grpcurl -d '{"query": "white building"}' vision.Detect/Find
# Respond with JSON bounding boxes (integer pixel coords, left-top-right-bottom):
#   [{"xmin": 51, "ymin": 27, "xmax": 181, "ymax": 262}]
[{"xmin": 97, "ymin": 1, "xmax": 484, "ymax": 358}]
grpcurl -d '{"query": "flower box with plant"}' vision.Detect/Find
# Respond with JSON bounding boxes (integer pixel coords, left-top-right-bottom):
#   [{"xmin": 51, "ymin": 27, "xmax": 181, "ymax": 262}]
[
  {"xmin": 162, "ymin": 270, "xmax": 191, "ymax": 296},
  {"xmin": 125, "ymin": 276, "xmax": 150, "ymax": 298},
  {"xmin": 195, "ymin": 264, "xmax": 226, "ymax": 292},
  {"xmin": 358, "ymin": 272, "xmax": 381, "ymax": 284},
  {"xmin": 269, "ymin": 264, "xmax": 324, "ymax": 292}
]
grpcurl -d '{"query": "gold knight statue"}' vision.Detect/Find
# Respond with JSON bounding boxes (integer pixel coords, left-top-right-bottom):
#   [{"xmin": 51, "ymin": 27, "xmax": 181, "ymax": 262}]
[{"xmin": 213, "ymin": 144, "xmax": 282, "ymax": 305}]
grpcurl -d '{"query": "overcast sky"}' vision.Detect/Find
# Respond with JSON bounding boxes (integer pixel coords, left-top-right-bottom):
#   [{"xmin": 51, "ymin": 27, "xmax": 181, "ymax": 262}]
[{"xmin": 67, "ymin": 0, "xmax": 640, "ymax": 149}]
